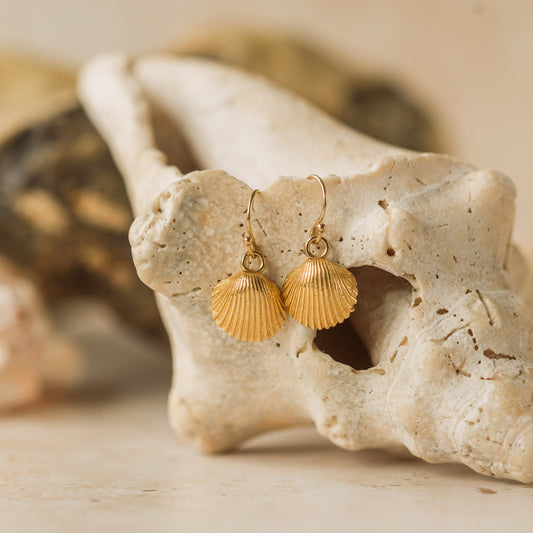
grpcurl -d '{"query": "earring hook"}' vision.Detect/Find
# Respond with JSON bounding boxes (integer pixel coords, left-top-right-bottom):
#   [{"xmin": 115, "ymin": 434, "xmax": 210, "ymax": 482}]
[
  {"xmin": 304, "ymin": 175, "xmax": 330, "ymax": 258},
  {"xmin": 242, "ymin": 189, "xmax": 265, "ymax": 273},
  {"xmin": 244, "ymin": 189, "xmax": 259, "ymax": 252},
  {"xmin": 307, "ymin": 174, "xmax": 327, "ymax": 238}
]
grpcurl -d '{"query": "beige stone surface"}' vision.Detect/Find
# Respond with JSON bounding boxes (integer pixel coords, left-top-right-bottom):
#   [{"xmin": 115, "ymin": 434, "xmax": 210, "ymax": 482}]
[
  {"xmin": 0, "ymin": 300, "xmax": 532, "ymax": 533},
  {"xmin": 80, "ymin": 54, "xmax": 533, "ymax": 482}
]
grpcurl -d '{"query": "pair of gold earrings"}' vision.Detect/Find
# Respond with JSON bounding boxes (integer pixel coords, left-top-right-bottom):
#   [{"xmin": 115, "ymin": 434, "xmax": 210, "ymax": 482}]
[{"xmin": 211, "ymin": 175, "xmax": 358, "ymax": 343}]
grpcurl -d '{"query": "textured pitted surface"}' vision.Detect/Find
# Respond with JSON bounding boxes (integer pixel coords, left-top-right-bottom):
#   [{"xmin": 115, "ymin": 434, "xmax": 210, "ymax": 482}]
[{"xmin": 80, "ymin": 53, "xmax": 533, "ymax": 482}]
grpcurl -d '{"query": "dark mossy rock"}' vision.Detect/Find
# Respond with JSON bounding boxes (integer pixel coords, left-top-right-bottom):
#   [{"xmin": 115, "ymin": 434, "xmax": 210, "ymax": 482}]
[{"xmin": 0, "ymin": 106, "xmax": 166, "ymax": 337}]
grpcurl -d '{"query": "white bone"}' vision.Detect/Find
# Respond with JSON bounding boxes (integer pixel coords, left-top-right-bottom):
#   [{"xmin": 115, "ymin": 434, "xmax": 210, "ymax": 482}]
[{"xmin": 79, "ymin": 53, "xmax": 533, "ymax": 482}]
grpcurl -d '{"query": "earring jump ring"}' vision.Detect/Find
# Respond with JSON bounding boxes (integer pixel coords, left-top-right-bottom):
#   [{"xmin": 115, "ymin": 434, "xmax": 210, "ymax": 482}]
[
  {"xmin": 304, "ymin": 236, "xmax": 330, "ymax": 259},
  {"xmin": 241, "ymin": 250, "xmax": 266, "ymax": 273}
]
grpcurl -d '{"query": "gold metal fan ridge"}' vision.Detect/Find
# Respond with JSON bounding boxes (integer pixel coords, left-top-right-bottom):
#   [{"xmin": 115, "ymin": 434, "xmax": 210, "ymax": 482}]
[
  {"xmin": 211, "ymin": 270, "xmax": 286, "ymax": 342},
  {"xmin": 282, "ymin": 256, "xmax": 357, "ymax": 329}
]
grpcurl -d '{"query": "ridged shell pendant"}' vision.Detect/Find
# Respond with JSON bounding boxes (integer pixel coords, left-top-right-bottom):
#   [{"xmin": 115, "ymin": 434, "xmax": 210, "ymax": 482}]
[
  {"xmin": 211, "ymin": 269, "xmax": 286, "ymax": 342},
  {"xmin": 282, "ymin": 257, "xmax": 358, "ymax": 330}
]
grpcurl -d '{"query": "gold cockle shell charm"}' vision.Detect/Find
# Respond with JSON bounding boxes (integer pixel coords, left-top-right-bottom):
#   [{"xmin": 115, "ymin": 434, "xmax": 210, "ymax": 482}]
[
  {"xmin": 211, "ymin": 268, "xmax": 286, "ymax": 342},
  {"xmin": 282, "ymin": 256, "xmax": 358, "ymax": 330}
]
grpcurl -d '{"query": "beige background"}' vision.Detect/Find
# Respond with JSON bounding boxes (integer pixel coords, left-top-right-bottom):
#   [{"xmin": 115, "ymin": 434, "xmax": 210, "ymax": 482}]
[
  {"xmin": 1, "ymin": 0, "xmax": 532, "ymax": 245},
  {"xmin": 1, "ymin": 1, "xmax": 533, "ymax": 531}
]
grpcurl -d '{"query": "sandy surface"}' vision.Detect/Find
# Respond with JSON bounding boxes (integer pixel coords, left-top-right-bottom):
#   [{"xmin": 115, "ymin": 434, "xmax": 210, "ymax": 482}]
[{"xmin": 0, "ymin": 301, "xmax": 531, "ymax": 533}]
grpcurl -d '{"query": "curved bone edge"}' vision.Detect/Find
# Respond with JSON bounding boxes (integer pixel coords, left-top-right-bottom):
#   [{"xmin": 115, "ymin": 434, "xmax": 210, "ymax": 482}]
[
  {"xmin": 78, "ymin": 53, "xmax": 181, "ymax": 216},
  {"xmin": 173, "ymin": 26, "xmax": 441, "ymax": 152},
  {"xmin": 80, "ymin": 54, "xmax": 533, "ymax": 481},
  {"xmin": 132, "ymin": 55, "xmax": 413, "ymax": 188}
]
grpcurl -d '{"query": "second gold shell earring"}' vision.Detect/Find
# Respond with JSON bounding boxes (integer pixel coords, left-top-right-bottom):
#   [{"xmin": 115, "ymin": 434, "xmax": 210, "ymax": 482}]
[
  {"xmin": 211, "ymin": 189, "xmax": 286, "ymax": 342},
  {"xmin": 282, "ymin": 175, "xmax": 358, "ymax": 330}
]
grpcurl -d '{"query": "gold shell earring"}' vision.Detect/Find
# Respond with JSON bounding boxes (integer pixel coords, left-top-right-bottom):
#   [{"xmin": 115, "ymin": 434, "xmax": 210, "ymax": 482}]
[
  {"xmin": 282, "ymin": 174, "xmax": 358, "ymax": 330},
  {"xmin": 211, "ymin": 189, "xmax": 286, "ymax": 342}
]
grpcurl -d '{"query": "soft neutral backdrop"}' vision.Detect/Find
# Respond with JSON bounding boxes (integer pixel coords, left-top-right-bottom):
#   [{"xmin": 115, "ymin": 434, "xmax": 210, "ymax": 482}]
[
  {"xmin": 1, "ymin": 0, "xmax": 532, "ymax": 245},
  {"xmin": 1, "ymin": 2, "xmax": 533, "ymax": 531}
]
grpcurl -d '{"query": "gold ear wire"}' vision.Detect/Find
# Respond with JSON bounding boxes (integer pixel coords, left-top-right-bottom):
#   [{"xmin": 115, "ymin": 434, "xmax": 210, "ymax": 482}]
[
  {"xmin": 241, "ymin": 189, "xmax": 265, "ymax": 273},
  {"xmin": 282, "ymin": 175, "xmax": 358, "ymax": 330},
  {"xmin": 307, "ymin": 174, "xmax": 327, "ymax": 235},
  {"xmin": 304, "ymin": 174, "xmax": 330, "ymax": 259},
  {"xmin": 211, "ymin": 189, "xmax": 286, "ymax": 342}
]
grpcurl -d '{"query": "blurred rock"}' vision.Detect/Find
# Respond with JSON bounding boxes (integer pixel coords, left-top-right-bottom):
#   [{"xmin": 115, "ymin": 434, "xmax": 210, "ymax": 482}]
[
  {"xmin": 0, "ymin": 106, "xmax": 166, "ymax": 337},
  {"xmin": 0, "ymin": 258, "xmax": 81, "ymax": 409},
  {"xmin": 0, "ymin": 53, "xmax": 74, "ymax": 143}
]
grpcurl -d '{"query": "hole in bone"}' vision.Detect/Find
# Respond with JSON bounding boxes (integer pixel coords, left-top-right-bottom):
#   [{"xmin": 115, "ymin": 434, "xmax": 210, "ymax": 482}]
[
  {"xmin": 148, "ymin": 101, "xmax": 202, "ymax": 173},
  {"xmin": 314, "ymin": 266, "xmax": 414, "ymax": 370},
  {"xmin": 314, "ymin": 318, "xmax": 372, "ymax": 370}
]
